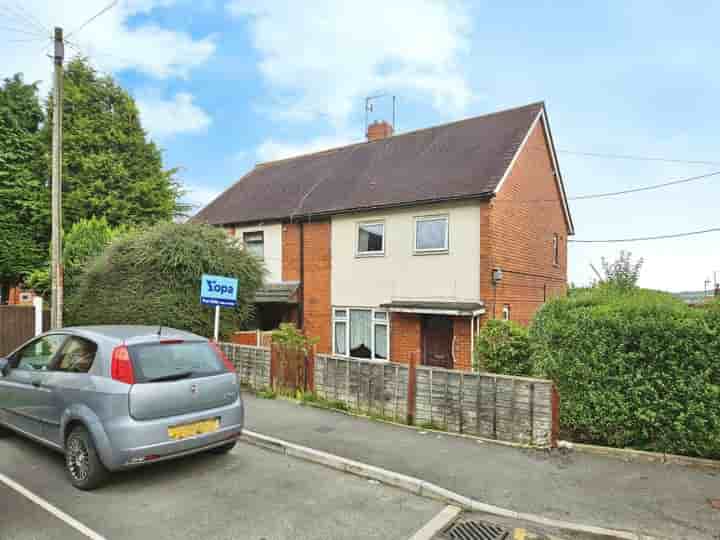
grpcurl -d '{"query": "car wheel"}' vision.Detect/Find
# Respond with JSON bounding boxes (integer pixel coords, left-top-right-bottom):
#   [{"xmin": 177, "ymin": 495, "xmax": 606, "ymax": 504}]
[
  {"xmin": 208, "ymin": 441, "xmax": 236, "ymax": 455},
  {"xmin": 65, "ymin": 426, "xmax": 109, "ymax": 490}
]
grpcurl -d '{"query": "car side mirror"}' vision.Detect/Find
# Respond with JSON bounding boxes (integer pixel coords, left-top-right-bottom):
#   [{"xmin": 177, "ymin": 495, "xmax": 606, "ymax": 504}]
[{"xmin": 0, "ymin": 357, "xmax": 8, "ymax": 376}]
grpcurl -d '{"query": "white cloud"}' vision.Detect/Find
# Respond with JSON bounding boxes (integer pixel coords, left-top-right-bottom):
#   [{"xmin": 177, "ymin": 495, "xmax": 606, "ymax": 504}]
[
  {"xmin": 256, "ymin": 133, "xmax": 357, "ymax": 162},
  {"xmin": 136, "ymin": 92, "xmax": 212, "ymax": 138},
  {"xmin": 0, "ymin": 0, "xmax": 215, "ymax": 94},
  {"xmin": 227, "ymin": 0, "xmax": 473, "ymax": 126}
]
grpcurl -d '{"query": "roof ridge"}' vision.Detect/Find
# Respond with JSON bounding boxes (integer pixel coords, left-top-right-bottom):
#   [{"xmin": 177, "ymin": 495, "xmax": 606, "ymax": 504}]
[{"xmin": 254, "ymin": 101, "xmax": 545, "ymax": 169}]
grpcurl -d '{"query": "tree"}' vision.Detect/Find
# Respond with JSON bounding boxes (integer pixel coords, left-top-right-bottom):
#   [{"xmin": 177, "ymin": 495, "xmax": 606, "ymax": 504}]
[
  {"xmin": 600, "ymin": 250, "xmax": 643, "ymax": 291},
  {"xmin": 25, "ymin": 217, "xmax": 130, "ymax": 299},
  {"xmin": 41, "ymin": 58, "xmax": 187, "ymax": 229},
  {"xmin": 68, "ymin": 223, "xmax": 265, "ymax": 338},
  {"xmin": 0, "ymin": 75, "xmax": 48, "ymax": 282}
]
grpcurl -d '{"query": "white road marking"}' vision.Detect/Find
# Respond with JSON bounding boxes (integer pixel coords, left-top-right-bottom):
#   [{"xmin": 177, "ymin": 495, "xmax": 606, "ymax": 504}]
[
  {"xmin": 0, "ymin": 472, "xmax": 107, "ymax": 540},
  {"xmin": 408, "ymin": 505, "xmax": 462, "ymax": 540}
]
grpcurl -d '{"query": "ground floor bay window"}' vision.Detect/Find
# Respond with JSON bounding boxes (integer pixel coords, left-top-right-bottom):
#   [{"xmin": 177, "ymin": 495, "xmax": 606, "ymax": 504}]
[{"xmin": 333, "ymin": 308, "xmax": 389, "ymax": 359}]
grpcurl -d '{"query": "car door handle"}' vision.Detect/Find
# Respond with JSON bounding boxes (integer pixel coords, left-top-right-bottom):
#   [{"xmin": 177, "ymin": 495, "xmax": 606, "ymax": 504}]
[{"xmin": 31, "ymin": 380, "xmax": 43, "ymax": 388}]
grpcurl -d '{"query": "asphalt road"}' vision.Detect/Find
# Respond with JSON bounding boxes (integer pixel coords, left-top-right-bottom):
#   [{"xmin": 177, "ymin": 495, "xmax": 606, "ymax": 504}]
[{"xmin": 0, "ymin": 432, "xmax": 444, "ymax": 540}]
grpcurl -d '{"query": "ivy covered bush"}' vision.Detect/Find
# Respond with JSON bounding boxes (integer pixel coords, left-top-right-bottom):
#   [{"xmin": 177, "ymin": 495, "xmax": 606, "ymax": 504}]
[
  {"xmin": 531, "ymin": 287, "xmax": 720, "ymax": 458},
  {"xmin": 68, "ymin": 223, "xmax": 265, "ymax": 339}
]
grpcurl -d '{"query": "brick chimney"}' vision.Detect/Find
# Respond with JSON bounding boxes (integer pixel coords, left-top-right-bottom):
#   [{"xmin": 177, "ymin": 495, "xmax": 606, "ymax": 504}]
[{"xmin": 366, "ymin": 120, "xmax": 394, "ymax": 141}]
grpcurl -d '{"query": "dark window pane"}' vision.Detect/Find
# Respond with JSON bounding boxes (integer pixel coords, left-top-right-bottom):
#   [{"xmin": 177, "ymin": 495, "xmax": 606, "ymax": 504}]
[{"xmin": 358, "ymin": 223, "xmax": 384, "ymax": 253}]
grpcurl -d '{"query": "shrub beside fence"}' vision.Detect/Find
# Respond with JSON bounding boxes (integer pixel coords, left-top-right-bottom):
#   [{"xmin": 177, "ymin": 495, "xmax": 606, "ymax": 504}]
[{"xmin": 220, "ymin": 343, "xmax": 558, "ymax": 448}]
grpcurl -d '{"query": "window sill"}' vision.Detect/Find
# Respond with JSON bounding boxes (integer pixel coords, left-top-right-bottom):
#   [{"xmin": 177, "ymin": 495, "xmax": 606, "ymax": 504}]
[
  {"xmin": 413, "ymin": 249, "xmax": 449, "ymax": 256},
  {"xmin": 355, "ymin": 252, "xmax": 385, "ymax": 258}
]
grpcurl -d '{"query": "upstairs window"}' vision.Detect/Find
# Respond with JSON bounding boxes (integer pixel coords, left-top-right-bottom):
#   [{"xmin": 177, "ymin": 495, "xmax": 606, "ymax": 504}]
[
  {"xmin": 243, "ymin": 231, "xmax": 264, "ymax": 259},
  {"xmin": 415, "ymin": 215, "xmax": 449, "ymax": 253},
  {"xmin": 552, "ymin": 233, "xmax": 559, "ymax": 266},
  {"xmin": 357, "ymin": 222, "xmax": 384, "ymax": 256}
]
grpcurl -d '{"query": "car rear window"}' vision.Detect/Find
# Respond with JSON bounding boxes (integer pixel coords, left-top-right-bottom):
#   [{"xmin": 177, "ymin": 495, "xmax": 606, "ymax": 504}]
[{"xmin": 127, "ymin": 341, "xmax": 226, "ymax": 383}]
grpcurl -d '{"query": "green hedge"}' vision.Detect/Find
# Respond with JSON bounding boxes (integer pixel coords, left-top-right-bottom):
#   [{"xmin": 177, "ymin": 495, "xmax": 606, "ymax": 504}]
[
  {"xmin": 473, "ymin": 320, "xmax": 532, "ymax": 376},
  {"xmin": 531, "ymin": 287, "xmax": 720, "ymax": 458},
  {"xmin": 67, "ymin": 222, "xmax": 265, "ymax": 339}
]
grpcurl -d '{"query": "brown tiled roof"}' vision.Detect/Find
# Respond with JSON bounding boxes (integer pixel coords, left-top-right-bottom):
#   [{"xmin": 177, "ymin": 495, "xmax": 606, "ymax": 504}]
[{"xmin": 195, "ymin": 102, "xmax": 545, "ymax": 225}]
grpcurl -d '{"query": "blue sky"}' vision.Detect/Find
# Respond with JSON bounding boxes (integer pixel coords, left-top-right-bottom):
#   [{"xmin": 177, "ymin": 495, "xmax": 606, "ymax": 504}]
[{"xmin": 2, "ymin": 1, "xmax": 719, "ymax": 292}]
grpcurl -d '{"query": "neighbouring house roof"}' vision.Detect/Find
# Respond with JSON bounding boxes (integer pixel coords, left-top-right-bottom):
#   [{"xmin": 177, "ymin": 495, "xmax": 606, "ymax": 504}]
[
  {"xmin": 380, "ymin": 300, "xmax": 486, "ymax": 317},
  {"xmin": 254, "ymin": 281, "xmax": 300, "ymax": 304},
  {"xmin": 194, "ymin": 101, "xmax": 572, "ymax": 231}
]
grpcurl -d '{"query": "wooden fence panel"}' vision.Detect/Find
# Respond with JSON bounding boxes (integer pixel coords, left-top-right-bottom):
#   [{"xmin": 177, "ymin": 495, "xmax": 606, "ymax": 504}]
[
  {"xmin": 0, "ymin": 306, "xmax": 49, "ymax": 356},
  {"xmin": 221, "ymin": 344, "xmax": 557, "ymax": 448}
]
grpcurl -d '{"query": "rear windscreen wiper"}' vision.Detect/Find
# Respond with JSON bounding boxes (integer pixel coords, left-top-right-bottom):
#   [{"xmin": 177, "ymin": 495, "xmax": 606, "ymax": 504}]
[{"xmin": 146, "ymin": 371, "xmax": 194, "ymax": 382}]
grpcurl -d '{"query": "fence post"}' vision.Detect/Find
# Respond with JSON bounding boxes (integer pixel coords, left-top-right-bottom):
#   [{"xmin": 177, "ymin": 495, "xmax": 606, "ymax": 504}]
[
  {"xmin": 270, "ymin": 344, "xmax": 278, "ymax": 390},
  {"xmin": 551, "ymin": 384, "xmax": 560, "ymax": 448},
  {"xmin": 33, "ymin": 297, "xmax": 43, "ymax": 336},
  {"xmin": 407, "ymin": 352, "xmax": 417, "ymax": 425},
  {"xmin": 305, "ymin": 345, "xmax": 316, "ymax": 393}
]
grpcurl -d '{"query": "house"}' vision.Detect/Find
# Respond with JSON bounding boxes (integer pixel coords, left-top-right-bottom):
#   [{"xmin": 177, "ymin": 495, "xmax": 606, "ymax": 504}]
[{"xmin": 195, "ymin": 102, "xmax": 574, "ymax": 371}]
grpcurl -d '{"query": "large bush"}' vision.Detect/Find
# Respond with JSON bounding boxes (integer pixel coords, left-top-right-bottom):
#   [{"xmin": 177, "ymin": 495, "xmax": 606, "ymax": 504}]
[
  {"xmin": 68, "ymin": 223, "xmax": 265, "ymax": 339},
  {"xmin": 531, "ymin": 287, "xmax": 720, "ymax": 458},
  {"xmin": 474, "ymin": 320, "xmax": 532, "ymax": 376}
]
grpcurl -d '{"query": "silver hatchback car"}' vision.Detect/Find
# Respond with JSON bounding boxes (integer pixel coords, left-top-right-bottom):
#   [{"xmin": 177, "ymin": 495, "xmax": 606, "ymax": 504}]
[{"xmin": 0, "ymin": 326, "xmax": 244, "ymax": 490}]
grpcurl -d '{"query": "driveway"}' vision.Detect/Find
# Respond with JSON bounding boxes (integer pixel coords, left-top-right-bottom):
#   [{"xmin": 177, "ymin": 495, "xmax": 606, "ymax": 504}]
[{"xmin": 0, "ymin": 433, "xmax": 444, "ymax": 540}]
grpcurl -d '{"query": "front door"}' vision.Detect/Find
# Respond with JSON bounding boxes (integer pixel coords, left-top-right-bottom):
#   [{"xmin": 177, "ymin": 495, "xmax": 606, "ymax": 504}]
[{"xmin": 422, "ymin": 316, "xmax": 453, "ymax": 368}]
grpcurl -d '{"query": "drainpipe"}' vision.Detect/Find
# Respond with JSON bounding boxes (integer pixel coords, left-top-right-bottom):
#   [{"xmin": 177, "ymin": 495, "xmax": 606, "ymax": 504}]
[
  {"xmin": 470, "ymin": 316, "xmax": 474, "ymax": 371},
  {"xmin": 298, "ymin": 221, "xmax": 304, "ymax": 330}
]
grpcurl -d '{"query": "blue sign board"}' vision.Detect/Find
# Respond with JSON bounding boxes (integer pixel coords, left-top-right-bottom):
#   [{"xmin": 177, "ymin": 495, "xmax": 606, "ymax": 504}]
[{"xmin": 201, "ymin": 274, "xmax": 239, "ymax": 307}]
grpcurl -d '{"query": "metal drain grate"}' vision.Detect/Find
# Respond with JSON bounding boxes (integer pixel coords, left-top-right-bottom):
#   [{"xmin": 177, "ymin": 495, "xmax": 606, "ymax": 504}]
[{"xmin": 442, "ymin": 519, "xmax": 511, "ymax": 540}]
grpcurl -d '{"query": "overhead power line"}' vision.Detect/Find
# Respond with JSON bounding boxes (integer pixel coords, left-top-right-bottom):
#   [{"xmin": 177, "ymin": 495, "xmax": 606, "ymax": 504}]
[
  {"xmin": 570, "ymin": 227, "xmax": 720, "ymax": 243},
  {"xmin": 1, "ymin": 1, "xmax": 50, "ymax": 34},
  {"xmin": 533, "ymin": 146, "xmax": 720, "ymax": 166},
  {"xmin": 67, "ymin": 0, "xmax": 118, "ymax": 38},
  {"xmin": 493, "ymin": 170, "xmax": 720, "ymax": 204},
  {"xmin": 570, "ymin": 170, "xmax": 720, "ymax": 200},
  {"xmin": 0, "ymin": 23, "xmax": 47, "ymax": 38}
]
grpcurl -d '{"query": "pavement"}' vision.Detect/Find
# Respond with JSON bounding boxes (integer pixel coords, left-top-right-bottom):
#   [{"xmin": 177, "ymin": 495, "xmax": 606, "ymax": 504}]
[
  {"xmin": 0, "ymin": 430, "xmax": 444, "ymax": 540},
  {"xmin": 244, "ymin": 393, "xmax": 720, "ymax": 540}
]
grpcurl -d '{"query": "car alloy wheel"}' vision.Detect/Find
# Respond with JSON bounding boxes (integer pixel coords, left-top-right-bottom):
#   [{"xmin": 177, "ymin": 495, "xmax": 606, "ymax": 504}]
[{"xmin": 66, "ymin": 437, "xmax": 90, "ymax": 483}]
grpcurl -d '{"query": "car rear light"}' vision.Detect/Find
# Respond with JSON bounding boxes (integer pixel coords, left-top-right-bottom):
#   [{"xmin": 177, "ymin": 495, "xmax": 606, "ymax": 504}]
[
  {"xmin": 210, "ymin": 341, "xmax": 235, "ymax": 373},
  {"xmin": 111, "ymin": 345, "xmax": 135, "ymax": 384}
]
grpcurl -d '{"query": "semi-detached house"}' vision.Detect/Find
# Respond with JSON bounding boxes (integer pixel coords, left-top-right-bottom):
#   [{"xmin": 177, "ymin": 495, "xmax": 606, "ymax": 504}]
[{"xmin": 195, "ymin": 102, "xmax": 574, "ymax": 371}]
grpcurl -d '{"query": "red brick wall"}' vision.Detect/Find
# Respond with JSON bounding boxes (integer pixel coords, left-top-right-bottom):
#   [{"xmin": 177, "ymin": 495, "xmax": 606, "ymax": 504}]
[
  {"xmin": 280, "ymin": 221, "xmax": 331, "ymax": 352},
  {"xmin": 480, "ymin": 118, "xmax": 569, "ymax": 326},
  {"xmin": 390, "ymin": 312, "xmax": 421, "ymax": 365},
  {"xmin": 302, "ymin": 222, "xmax": 332, "ymax": 353},
  {"xmin": 282, "ymin": 223, "xmax": 301, "ymax": 282},
  {"xmin": 452, "ymin": 317, "xmax": 472, "ymax": 371}
]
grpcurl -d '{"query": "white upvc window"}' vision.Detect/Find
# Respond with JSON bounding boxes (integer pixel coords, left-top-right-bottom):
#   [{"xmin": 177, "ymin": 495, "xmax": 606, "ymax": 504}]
[
  {"xmin": 414, "ymin": 215, "xmax": 449, "ymax": 253},
  {"xmin": 356, "ymin": 221, "xmax": 385, "ymax": 256},
  {"xmin": 333, "ymin": 307, "xmax": 389, "ymax": 360},
  {"xmin": 502, "ymin": 304, "xmax": 511, "ymax": 321},
  {"xmin": 243, "ymin": 230, "xmax": 265, "ymax": 259}
]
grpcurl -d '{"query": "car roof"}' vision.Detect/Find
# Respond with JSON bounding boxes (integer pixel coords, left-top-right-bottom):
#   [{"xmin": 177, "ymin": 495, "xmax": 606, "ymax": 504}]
[{"xmin": 60, "ymin": 325, "xmax": 204, "ymax": 345}]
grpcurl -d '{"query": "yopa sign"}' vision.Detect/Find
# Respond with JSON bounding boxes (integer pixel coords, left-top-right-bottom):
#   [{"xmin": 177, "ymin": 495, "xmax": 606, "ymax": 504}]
[{"xmin": 200, "ymin": 274, "xmax": 239, "ymax": 307}]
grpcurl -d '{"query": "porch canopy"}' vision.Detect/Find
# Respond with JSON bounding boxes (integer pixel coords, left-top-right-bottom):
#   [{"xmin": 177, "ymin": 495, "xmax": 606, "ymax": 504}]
[
  {"xmin": 254, "ymin": 281, "xmax": 300, "ymax": 304},
  {"xmin": 379, "ymin": 300, "xmax": 485, "ymax": 317}
]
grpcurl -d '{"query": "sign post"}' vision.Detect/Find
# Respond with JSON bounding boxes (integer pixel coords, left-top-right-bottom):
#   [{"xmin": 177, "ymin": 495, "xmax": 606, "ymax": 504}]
[{"xmin": 200, "ymin": 274, "xmax": 239, "ymax": 341}]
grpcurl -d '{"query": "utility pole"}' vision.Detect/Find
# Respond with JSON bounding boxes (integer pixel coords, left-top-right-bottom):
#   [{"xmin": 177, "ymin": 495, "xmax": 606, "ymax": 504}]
[{"xmin": 50, "ymin": 27, "xmax": 64, "ymax": 329}]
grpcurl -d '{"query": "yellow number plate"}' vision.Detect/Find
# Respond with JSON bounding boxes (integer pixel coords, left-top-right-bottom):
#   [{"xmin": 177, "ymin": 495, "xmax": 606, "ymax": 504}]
[{"xmin": 168, "ymin": 418, "xmax": 220, "ymax": 440}]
